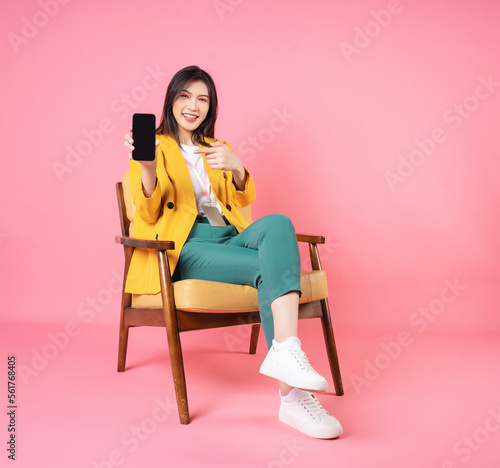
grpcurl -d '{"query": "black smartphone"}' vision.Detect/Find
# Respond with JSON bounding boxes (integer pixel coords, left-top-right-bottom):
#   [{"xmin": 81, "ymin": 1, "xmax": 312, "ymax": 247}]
[{"xmin": 132, "ymin": 113, "xmax": 156, "ymax": 161}]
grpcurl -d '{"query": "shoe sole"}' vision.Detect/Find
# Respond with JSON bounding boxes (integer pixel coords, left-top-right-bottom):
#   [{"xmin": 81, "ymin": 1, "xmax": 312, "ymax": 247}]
[
  {"xmin": 279, "ymin": 410, "xmax": 343, "ymax": 439},
  {"xmin": 259, "ymin": 363, "xmax": 328, "ymax": 392}
]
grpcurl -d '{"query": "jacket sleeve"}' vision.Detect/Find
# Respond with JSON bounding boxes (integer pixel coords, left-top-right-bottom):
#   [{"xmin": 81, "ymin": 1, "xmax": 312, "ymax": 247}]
[
  {"xmin": 225, "ymin": 141, "xmax": 256, "ymax": 207},
  {"xmin": 128, "ymin": 159, "xmax": 163, "ymax": 224},
  {"xmin": 228, "ymin": 167, "xmax": 256, "ymax": 207}
]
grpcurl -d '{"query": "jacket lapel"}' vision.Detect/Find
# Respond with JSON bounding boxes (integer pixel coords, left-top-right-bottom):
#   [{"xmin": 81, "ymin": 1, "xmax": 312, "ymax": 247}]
[
  {"xmin": 159, "ymin": 135, "xmax": 226, "ymax": 209},
  {"xmin": 159, "ymin": 135, "xmax": 197, "ymax": 210}
]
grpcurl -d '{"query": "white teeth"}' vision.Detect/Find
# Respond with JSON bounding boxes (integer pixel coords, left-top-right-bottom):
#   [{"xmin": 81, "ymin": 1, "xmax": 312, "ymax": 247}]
[{"xmin": 184, "ymin": 114, "xmax": 197, "ymax": 119}]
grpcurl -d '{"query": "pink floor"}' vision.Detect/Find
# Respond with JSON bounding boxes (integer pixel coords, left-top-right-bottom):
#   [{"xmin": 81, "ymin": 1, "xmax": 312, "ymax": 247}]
[{"xmin": 2, "ymin": 321, "xmax": 499, "ymax": 468}]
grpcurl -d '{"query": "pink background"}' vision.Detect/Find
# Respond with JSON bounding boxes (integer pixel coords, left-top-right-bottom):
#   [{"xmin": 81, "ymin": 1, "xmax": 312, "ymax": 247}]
[{"xmin": 1, "ymin": 0, "xmax": 499, "ymax": 467}]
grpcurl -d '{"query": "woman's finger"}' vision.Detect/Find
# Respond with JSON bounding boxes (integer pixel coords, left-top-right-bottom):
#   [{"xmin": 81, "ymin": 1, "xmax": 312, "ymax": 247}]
[
  {"xmin": 195, "ymin": 146, "xmax": 218, "ymax": 154},
  {"xmin": 206, "ymin": 159, "xmax": 221, "ymax": 169}
]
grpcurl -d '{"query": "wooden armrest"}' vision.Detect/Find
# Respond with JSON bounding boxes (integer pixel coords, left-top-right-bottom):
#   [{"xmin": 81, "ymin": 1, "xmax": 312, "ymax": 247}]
[
  {"xmin": 296, "ymin": 234, "xmax": 325, "ymax": 244},
  {"xmin": 115, "ymin": 236, "xmax": 175, "ymax": 251},
  {"xmin": 117, "ymin": 233, "xmax": 321, "ymax": 249}
]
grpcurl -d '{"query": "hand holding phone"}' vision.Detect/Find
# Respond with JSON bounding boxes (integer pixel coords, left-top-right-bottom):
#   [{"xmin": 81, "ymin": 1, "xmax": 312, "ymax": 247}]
[
  {"xmin": 124, "ymin": 115, "xmax": 160, "ymax": 197},
  {"xmin": 132, "ymin": 113, "xmax": 156, "ymax": 161}
]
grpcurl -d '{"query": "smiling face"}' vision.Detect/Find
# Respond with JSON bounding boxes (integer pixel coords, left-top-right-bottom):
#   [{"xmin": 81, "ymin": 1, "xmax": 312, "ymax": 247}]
[{"xmin": 172, "ymin": 80, "xmax": 210, "ymax": 145}]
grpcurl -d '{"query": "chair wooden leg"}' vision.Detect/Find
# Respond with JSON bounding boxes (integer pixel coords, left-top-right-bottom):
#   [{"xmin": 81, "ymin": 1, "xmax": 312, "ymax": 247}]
[
  {"xmin": 158, "ymin": 250, "xmax": 190, "ymax": 424},
  {"xmin": 249, "ymin": 324, "xmax": 260, "ymax": 354},
  {"xmin": 118, "ymin": 253, "xmax": 132, "ymax": 373},
  {"xmin": 164, "ymin": 324, "xmax": 190, "ymax": 424},
  {"xmin": 319, "ymin": 297, "xmax": 344, "ymax": 396},
  {"xmin": 307, "ymin": 242, "xmax": 344, "ymax": 396},
  {"xmin": 117, "ymin": 321, "xmax": 129, "ymax": 372}
]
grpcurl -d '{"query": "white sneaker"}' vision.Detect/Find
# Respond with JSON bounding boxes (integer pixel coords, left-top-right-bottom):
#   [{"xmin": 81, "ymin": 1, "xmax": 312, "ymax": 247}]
[
  {"xmin": 259, "ymin": 337, "xmax": 328, "ymax": 392},
  {"xmin": 279, "ymin": 389, "xmax": 343, "ymax": 439}
]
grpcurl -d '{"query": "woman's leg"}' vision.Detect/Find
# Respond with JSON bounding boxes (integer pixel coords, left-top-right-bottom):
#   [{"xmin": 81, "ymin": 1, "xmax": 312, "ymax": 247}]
[
  {"xmin": 271, "ymin": 291, "xmax": 299, "ymax": 343},
  {"xmin": 174, "ymin": 226, "xmax": 275, "ymax": 344},
  {"xmin": 175, "ymin": 215, "xmax": 302, "ymax": 350},
  {"xmin": 225, "ymin": 215, "xmax": 319, "ymax": 394},
  {"xmin": 175, "ymin": 218, "xmax": 342, "ymax": 438},
  {"xmin": 225, "ymin": 214, "xmax": 302, "ymax": 308},
  {"xmin": 271, "ymin": 291, "xmax": 299, "ymax": 397},
  {"xmin": 179, "ymin": 215, "xmax": 325, "ymax": 393}
]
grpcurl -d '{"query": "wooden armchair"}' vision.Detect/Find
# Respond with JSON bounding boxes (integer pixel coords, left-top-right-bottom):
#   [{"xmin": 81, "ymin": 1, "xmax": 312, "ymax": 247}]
[{"xmin": 115, "ymin": 178, "xmax": 343, "ymax": 424}]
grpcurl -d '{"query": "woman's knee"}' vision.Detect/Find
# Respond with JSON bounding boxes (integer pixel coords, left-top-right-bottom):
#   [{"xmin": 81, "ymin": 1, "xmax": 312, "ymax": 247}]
[{"xmin": 260, "ymin": 213, "xmax": 295, "ymax": 232}]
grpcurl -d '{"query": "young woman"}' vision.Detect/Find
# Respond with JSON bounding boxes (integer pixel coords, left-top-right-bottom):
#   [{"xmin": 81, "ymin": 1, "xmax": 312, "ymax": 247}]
[{"xmin": 123, "ymin": 66, "xmax": 343, "ymax": 439}]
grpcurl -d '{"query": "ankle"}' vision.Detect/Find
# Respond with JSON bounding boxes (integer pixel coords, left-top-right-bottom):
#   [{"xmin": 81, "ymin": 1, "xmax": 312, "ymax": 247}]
[
  {"xmin": 279, "ymin": 381, "xmax": 294, "ymax": 397},
  {"xmin": 273, "ymin": 336, "xmax": 301, "ymax": 351},
  {"xmin": 280, "ymin": 387, "xmax": 302, "ymax": 402}
]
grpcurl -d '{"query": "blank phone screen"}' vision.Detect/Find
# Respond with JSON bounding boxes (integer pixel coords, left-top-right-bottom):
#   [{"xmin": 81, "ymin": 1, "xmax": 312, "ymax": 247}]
[{"xmin": 132, "ymin": 113, "xmax": 156, "ymax": 161}]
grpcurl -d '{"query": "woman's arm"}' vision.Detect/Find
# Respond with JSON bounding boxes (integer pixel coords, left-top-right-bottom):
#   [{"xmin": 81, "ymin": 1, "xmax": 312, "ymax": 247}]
[
  {"xmin": 124, "ymin": 129, "xmax": 160, "ymax": 197},
  {"xmin": 124, "ymin": 130, "xmax": 164, "ymax": 223},
  {"xmin": 196, "ymin": 140, "xmax": 248, "ymax": 189},
  {"xmin": 231, "ymin": 165, "xmax": 248, "ymax": 191},
  {"xmin": 196, "ymin": 140, "xmax": 255, "ymax": 206},
  {"xmin": 196, "ymin": 141, "xmax": 242, "ymax": 175},
  {"xmin": 140, "ymin": 161, "xmax": 158, "ymax": 197}
]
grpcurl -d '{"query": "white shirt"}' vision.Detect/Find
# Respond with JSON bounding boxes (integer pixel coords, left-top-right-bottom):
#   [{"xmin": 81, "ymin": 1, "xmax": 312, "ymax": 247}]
[{"xmin": 179, "ymin": 144, "xmax": 223, "ymax": 216}]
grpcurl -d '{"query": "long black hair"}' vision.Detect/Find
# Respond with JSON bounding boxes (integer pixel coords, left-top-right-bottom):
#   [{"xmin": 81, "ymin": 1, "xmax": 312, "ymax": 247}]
[{"xmin": 156, "ymin": 66, "xmax": 218, "ymax": 146}]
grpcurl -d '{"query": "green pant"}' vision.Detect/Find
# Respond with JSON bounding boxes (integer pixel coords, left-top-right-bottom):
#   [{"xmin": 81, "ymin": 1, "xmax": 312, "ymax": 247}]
[{"xmin": 173, "ymin": 214, "xmax": 302, "ymax": 349}]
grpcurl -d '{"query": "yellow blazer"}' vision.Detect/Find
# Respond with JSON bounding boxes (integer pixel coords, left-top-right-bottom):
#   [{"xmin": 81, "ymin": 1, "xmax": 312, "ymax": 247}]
[{"xmin": 124, "ymin": 134, "xmax": 256, "ymax": 294}]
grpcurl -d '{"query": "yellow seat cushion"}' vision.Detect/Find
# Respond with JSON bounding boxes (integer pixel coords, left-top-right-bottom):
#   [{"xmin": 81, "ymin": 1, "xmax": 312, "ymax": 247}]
[{"xmin": 131, "ymin": 270, "xmax": 328, "ymax": 312}]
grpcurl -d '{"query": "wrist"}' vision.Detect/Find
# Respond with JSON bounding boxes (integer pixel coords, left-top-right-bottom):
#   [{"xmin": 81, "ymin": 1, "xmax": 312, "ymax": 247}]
[
  {"xmin": 233, "ymin": 165, "xmax": 247, "ymax": 190},
  {"xmin": 141, "ymin": 165, "xmax": 158, "ymax": 197}
]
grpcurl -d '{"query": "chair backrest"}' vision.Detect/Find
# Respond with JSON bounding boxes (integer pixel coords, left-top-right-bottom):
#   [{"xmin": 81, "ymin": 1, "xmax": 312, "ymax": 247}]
[
  {"xmin": 116, "ymin": 181, "xmax": 130, "ymax": 237},
  {"xmin": 119, "ymin": 173, "xmax": 136, "ymax": 236},
  {"xmin": 116, "ymin": 174, "xmax": 252, "ymax": 238}
]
